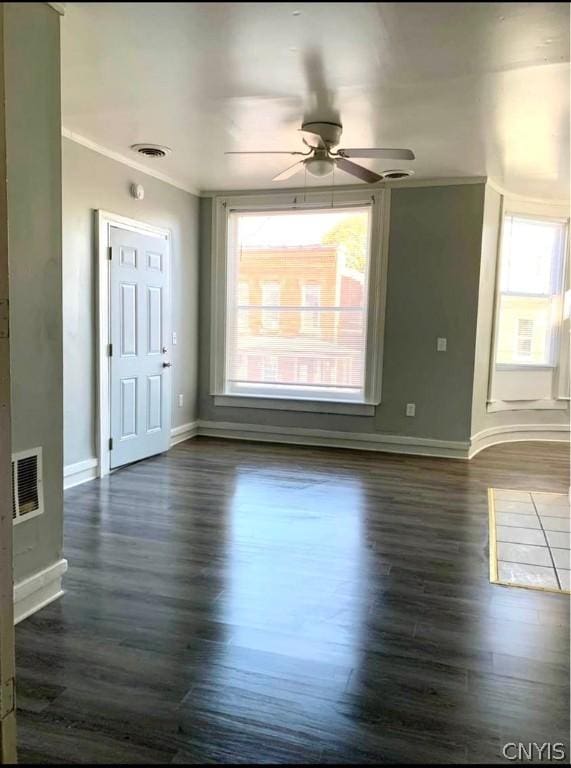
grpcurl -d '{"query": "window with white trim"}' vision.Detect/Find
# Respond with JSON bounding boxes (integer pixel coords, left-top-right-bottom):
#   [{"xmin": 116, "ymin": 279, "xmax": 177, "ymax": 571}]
[
  {"xmin": 490, "ymin": 211, "xmax": 569, "ymax": 408},
  {"xmin": 212, "ymin": 190, "xmax": 388, "ymax": 411}
]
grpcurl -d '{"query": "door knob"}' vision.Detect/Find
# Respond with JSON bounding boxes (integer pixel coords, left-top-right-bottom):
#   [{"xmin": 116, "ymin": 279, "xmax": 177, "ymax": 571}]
[{"xmin": 162, "ymin": 362, "xmax": 172, "ymax": 368}]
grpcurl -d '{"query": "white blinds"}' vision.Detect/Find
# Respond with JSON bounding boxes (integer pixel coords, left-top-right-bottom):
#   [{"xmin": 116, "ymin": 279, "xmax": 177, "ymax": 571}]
[{"xmin": 225, "ymin": 206, "xmax": 372, "ymax": 401}]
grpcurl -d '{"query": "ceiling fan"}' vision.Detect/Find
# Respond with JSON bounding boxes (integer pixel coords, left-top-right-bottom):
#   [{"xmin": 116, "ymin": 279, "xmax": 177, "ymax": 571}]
[{"xmin": 225, "ymin": 121, "xmax": 415, "ymax": 184}]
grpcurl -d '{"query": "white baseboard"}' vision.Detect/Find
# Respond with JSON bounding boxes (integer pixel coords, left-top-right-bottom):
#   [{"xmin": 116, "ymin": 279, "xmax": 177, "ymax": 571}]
[
  {"xmin": 14, "ymin": 559, "xmax": 68, "ymax": 625},
  {"xmin": 170, "ymin": 421, "xmax": 199, "ymax": 447},
  {"xmin": 70, "ymin": 422, "xmax": 570, "ymax": 476},
  {"xmin": 64, "ymin": 457, "xmax": 98, "ymax": 489},
  {"xmin": 197, "ymin": 420, "xmax": 471, "ymax": 459},
  {"xmin": 469, "ymin": 424, "xmax": 570, "ymax": 459},
  {"xmin": 64, "ymin": 425, "xmax": 199, "ymax": 484}
]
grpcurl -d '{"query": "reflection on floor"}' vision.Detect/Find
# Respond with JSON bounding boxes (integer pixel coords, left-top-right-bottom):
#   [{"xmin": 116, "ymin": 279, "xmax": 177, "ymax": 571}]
[
  {"xmin": 489, "ymin": 489, "xmax": 570, "ymax": 593},
  {"xmin": 15, "ymin": 438, "xmax": 570, "ymax": 764}
]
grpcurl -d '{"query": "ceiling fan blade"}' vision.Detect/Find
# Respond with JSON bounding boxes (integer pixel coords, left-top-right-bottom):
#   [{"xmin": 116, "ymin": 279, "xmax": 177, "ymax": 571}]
[
  {"xmin": 338, "ymin": 148, "xmax": 415, "ymax": 161},
  {"xmin": 225, "ymin": 150, "xmax": 305, "ymax": 156},
  {"xmin": 298, "ymin": 129, "xmax": 326, "ymax": 149},
  {"xmin": 273, "ymin": 161, "xmax": 304, "ymax": 182},
  {"xmin": 335, "ymin": 157, "xmax": 382, "ymax": 184}
]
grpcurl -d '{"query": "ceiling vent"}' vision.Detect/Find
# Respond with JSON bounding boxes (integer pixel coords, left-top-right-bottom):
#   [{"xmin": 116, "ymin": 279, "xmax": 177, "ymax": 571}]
[
  {"xmin": 381, "ymin": 169, "xmax": 415, "ymax": 180},
  {"xmin": 130, "ymin": 143, "xmax": 171, "ymax": 159},
  {"xmin": 12, "ymin": 448, "xmax": 43, "ymax": 525}
]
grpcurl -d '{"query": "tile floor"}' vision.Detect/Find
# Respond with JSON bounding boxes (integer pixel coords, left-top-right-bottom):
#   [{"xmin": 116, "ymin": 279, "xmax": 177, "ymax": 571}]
[{"xmin": 490, "ymin": 489, "xmax": 570, "ymax": 593}]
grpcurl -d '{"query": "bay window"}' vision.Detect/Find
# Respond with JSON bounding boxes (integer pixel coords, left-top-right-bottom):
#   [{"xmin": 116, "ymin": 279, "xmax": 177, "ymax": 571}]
[{"xmin": 489, "ymin": 209, "xmax": 569, "ymax": 410}]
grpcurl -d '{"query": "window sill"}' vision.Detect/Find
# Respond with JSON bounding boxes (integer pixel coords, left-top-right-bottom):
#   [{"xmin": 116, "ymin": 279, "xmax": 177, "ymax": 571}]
[
  {"xmin": 495, "ymin": 364, "xmax": 557, "ymax": 372},
  {"xmin": 213, "ymin": 394, "xmax": 376, "ymax": 416},
  {"xmin": 487, "ymin": 399, "xmax": 569, "ymax": 413}
]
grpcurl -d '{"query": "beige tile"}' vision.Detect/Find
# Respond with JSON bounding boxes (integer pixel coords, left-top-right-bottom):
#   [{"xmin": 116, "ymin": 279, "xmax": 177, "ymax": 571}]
[
  {"xmin": 541, "ymin": 516, "xmax": 570, "ymax": 533},
  {"xmin": 497, "ymin": 542, "xmax": 552, "ymax": 567},
  {"xmin": 532, "ymin": 492, "xmax": 569, "ymax": 503},
  {"xmin": 546, "ymin": 530, "xmax": 570, "ymax": 550},
  {"xmin": 496, "ymin": 526, "xmax": 546, "ymax": 546},
  {"xmin": 494, "ymin": 500, "xmax": 537, "ymax": 515},
  {"xmin": 498, "ymin": 561, "xmax": 558, "ymax": 589},
  {"xmin": 551, "ymin": 548, "xmax": 571, "ymax": 570},
  {"xmin": 556, "ymin": 569, "xmax": 570, "ymax": 591},
  {"xmin": 496, "ymin": 512, "xmax": 540, "ymax": 529},
  {"xmin": 493, "ymin": 489, "xmax": 533, "ymax": 503},
  {"xmin": 536, "ymin": 503, "xmax": 570, "ymax": 518}
]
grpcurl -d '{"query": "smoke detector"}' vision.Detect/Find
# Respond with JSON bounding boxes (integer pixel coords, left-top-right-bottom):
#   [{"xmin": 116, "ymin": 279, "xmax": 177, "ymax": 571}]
[
  {"xmin": 130, "ymin": 143, "xmax": 172, "ymax": 159},
  {"xmin": 381, "ymin": 169, "xmax": 414, "ymax": 180}
]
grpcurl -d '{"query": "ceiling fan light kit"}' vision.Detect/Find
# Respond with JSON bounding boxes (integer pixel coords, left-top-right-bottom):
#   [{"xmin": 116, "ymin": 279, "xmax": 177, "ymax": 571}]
[
  {"xmin": 226, "ymin": 120, "xmax": 415, "ymax": 185},
  {"xmin": 304, "ymin": 152, "xmax": 335, "ymax": 178}
]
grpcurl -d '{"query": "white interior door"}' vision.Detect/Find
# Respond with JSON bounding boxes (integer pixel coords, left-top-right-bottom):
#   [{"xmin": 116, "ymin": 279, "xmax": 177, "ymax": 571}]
[{"xmin": 109, "ymin": 225, "xmax": 171, "ymax": 469}]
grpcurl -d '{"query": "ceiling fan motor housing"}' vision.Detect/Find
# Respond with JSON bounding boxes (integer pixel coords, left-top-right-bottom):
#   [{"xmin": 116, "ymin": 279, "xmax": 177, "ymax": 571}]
[{"xmin": 301, "ymin": 121, "xmax": 343, "ymax": 148}]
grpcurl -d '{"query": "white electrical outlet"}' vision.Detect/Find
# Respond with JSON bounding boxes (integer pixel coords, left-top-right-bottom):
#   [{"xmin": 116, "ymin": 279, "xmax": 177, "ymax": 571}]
[
  {"xmin": 172, "ymin": 331, "xmax": 177, "ymax": 345},
  {"xmin": 406, "ymin": 403, "xmax": 416, "ymax": 417},
  {"xmin": 178, "ymin": 394, "xmax": 184, "ymax": 408},
  {"xmin": 437, "ymin": 337, "xmax": 447, "ymax": 352}
]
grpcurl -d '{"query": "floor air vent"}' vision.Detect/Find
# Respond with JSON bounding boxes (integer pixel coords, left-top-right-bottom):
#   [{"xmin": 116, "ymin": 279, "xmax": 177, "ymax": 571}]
[{"xmin": 12, "ymin": 448, "xmax": 43, "ymax": 524}]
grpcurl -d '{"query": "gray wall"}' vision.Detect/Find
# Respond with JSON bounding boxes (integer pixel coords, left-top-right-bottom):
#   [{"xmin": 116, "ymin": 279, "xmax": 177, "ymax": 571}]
[
  {"xmin": 6, "ymin": 3, "xmax": 63, "ymax": 583},
  {"xmin": 199, "ymin": 184, "xmax": 486, "ymax": 443},
  {"xmin": 470, "ymin": 185, "xmax": 570, "ymax": 436},
  {"xmin": 62, "ymin": 138, "xmax": 200, "ymax": 468}
]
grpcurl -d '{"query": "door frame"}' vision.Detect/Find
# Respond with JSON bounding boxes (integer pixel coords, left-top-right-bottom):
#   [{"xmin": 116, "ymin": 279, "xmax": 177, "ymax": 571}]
[{"xmin": 96, "ymin": 210, "xmax": 172, "ymax": 477}]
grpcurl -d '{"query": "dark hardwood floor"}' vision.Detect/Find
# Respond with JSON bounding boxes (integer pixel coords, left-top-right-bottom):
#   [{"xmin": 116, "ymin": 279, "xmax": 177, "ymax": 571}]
[{"xmin": 15, "ymin": 438, "xmax": 570, "ymax": 764}]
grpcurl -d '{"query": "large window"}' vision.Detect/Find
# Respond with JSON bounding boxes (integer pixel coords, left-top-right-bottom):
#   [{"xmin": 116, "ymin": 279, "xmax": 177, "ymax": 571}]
[
  {"xmin": 495, "ymin": 214, "xmax": 566, "ymax": 368},
  {"xmin": 490, "ymin": 210, "xmax": 569, "ymax": 408},
  {"xmin": 212, "ymin": 191, "xmax": 387, "ymax": 412}
]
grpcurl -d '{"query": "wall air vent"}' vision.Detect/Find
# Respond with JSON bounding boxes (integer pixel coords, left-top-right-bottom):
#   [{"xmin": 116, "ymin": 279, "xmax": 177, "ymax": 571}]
[
  {"xmin": 130, "ymin": 143, "xmax": 172, "ymax": 159},
  {"xmin": 12, "ymin": 447, "xmax": 43, "ymax": 525}
]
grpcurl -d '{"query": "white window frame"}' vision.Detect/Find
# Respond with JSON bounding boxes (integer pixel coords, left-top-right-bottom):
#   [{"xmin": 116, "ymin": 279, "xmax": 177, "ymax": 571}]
[
  {"xmin": 209, "ymin": 189, "xmax": 390, "ymax": 416},
  {"xmin": 487, "ymin": 199, "xmax": 570, "ymax": 413}
]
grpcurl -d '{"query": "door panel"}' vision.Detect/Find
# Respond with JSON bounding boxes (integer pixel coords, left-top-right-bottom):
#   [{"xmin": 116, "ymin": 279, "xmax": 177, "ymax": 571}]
[
  {"xmin": 120, "ymin": 283, "xmax": 137, "ymax": 356},
  {"xmin": 120, "ymin": 378, "xmax": 138, "ymax": 439},
  {"xmin": 147, "ymin": 286, "xmax": 162, "ymax": 355},
  {"xmin": 110, "ymin": 226, "xmax": 170, "ymax": 469},
  {"xmin": 147, "ymin": 375, "xmax": 162, "ymax": 432}
]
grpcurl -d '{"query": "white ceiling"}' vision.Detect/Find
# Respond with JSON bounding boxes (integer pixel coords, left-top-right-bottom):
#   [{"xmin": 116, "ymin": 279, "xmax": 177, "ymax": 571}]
[{"xmin": 61, "ymin": 2, "xmax": 570, "ymax": 198}]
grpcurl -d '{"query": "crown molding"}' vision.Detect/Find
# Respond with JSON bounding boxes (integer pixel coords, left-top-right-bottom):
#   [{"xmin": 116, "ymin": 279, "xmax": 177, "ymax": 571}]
[
  {"xmin": 61, "ymin": 127, "xmax": 200, "ymax": 197},
  {"xmin": 46, "ymin": 2, "xmax": 66, "ymax": 15},
  {"xmin": 200, "ymin": 175, "xmax": 487, "ymax": 198}
]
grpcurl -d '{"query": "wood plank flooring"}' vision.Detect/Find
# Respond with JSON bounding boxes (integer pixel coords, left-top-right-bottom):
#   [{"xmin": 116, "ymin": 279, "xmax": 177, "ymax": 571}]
[{"xmin": 15, "ymin": 438, "xmax": 570, "ymax": 764}]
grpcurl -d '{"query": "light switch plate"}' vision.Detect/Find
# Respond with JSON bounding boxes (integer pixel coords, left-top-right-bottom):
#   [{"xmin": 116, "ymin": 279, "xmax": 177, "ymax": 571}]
[
  {"xmin": 178, "ymin": 394, "xmax": 184, "ymax": 408},
  {"xmin": 437, "ymin": 337, "xmax": 447, "ymax": 352},
  {"xmin": 406, "ymin": 403, "xmax": 416, "ymax": 417},
  {"xmin": 172, "ymin": 331, "xmax": 177, "ymax": 345}
]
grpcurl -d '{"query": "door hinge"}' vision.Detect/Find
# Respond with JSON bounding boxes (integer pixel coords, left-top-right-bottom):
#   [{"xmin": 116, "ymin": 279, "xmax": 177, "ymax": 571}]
[
  {"xmin": 0, "ymin": 678, "xmax": 15, "ymax": 719},
  {"xmin": 108, "ymin": 246, "xmax": 113, "ymax": 260},
  {"xmin": 0, "ymin": 298, "xmax": 9, "ymax": 339},
  {"xmin": 108, "ymin": 343, "xmax": 113, "ymax": 357},
  {"xmin": 109, "ymin": 438, "xmax": 113, "ymax": 451}
]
